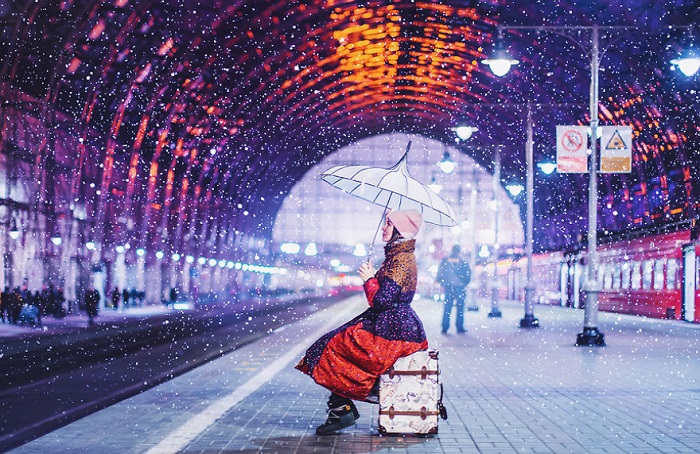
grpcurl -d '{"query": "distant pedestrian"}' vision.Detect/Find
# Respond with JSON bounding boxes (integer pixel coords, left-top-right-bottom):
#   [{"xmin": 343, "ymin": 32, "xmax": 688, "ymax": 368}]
[
  {"xmin": 0, "ymin": 286, "xmax": 9, "ymax": 323},
  {"xmin": 111, "ymin": 287, "xmax": 120, "ymax": 310},
  {"xmin": 437, "ymin": 245, "xmax": 471, "ymax": 334},
  {"xmin": 85, "ymin": 286, "xmax": 100, "ymax": 326},
  {"xmin": 122, "ymin": 288, "xmax": 130, "ymax": 308},
  {"xmin": 9, "ymin": 287, "xmax": 22, "ymax": 324}
]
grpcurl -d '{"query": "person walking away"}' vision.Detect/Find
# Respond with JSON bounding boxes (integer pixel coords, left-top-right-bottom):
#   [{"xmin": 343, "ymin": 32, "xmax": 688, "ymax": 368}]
[
  {"xmin": 111, "ymin": 287, "xmax": 120, "ymax": 310},
  {"xmin": 296, "ymin": 210, "xmax": 428, "ymax": 435},
  {"xmin": 122, "ymin": 287, "xmax": 130, "ymax": 308},
  {"xmin": 85, "ymin": 286, "xmax": 100, "ymax": 326},
  {"xmin": 437, "ymin": 245, "xmax": 471, "ymax": 334},
  {"xmin": 0, "ymin": 286, "xmax": 9, "ymax": 323}
]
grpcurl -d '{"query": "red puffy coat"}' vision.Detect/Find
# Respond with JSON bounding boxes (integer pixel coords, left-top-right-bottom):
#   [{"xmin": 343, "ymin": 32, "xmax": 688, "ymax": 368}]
[{"xmin": 296, "ymin": 239, "xmax": 428, "ymax": 401}]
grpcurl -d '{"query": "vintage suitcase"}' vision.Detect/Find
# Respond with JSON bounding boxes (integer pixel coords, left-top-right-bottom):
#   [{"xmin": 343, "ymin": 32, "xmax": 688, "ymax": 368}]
[{"xmin": 377, "ymin": 350, "xmax": 447, "ymax": 435}]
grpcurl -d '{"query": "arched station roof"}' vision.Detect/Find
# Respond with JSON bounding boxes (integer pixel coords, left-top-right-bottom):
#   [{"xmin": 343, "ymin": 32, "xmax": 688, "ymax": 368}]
[{"xmin": 0, "ymin": 0, "xmax": 698, "ymax": 256}]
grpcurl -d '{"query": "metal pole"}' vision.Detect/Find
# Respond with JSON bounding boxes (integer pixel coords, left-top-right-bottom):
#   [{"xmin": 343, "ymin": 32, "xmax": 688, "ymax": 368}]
[
  {"xmin": 488, "ymin": 145, "xmax": 502, "ymax": 318},
  {"xmin": 467, "ymin": 165, "xmax": 479, "ymax": 311},
  {"xmin": 577, "ymin": 25, "xmax": 605, "ymax": 346},
  {"xmin": 521, "ymin": 105, "xmax": 539, "ymax": 328}
]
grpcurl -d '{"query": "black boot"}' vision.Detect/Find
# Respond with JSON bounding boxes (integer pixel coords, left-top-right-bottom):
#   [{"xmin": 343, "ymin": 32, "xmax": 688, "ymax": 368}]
[{"xmin": 316, "ymin": 394, "xmax": 359, "ymax": 435}]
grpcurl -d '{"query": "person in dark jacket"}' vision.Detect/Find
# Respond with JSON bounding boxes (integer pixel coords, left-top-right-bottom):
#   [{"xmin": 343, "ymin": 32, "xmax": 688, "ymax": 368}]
[
  {"xmin": 296, "ymin": 210, "xmax": 428, "ymax": 435},
  {"xmin": 437, "ymin": 244, "xmax": 471, "ymax": 334},
  {"xmin": 111, "ymin": 287, "xmax": 120, "ymax": 310},
  {"xmin": 85, "ymin": 286, "xmax": 100, "ymax": 326}
]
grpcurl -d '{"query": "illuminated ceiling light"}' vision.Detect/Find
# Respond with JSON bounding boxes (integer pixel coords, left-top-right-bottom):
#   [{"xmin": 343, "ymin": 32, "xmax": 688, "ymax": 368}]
[
  {"xmin": 281, "ymin": 242, "xmax": 301, "ymax": 254},
  {"xmin": 186, "ymin": 255, "xmax": 195, "ymax": 263},
  {"xmin": 506, "ymin": 184, "xmax": 525, "ymax": 197},
  {"xmin": 86, "ymin": 241, "xmax": 96, "ymax": 250},
  {"xmin": 453, "ymin": 126, "xmax": 478, "ymax": 141},
  {"xmin": 438, "ymin": 151, "xmax": 456, "ymax": 174},
  {"xmin": 115, "ymin": 245, "xmax": 125, "ymax": 253},
  {"xmin": 51, "ymin": 236, "xmax": 62, "ymax": 246},
  {"xmin": 304, "ymin": 242, "xmax": 318, "ymax": 256},
  {"xmin": 136, "ymin": 248, "xmax": 145, "ymax": 256},
  {"xmin": 172, "ymin": 253, "xmax": 181, "ymax": 261},
  {"xmin": 156, "ymin": 251, "xmax": 165, "ymax": 259},
  {"xmin": 671, "ymin": 47, "xmax": 700, "ymax": 76},
  {"xmin": 478, "ymin": 244, "xmax": 491, "ymax": 258},
  {"xmin": 208, "ymin": 258, "xmax": 218, "ymax": 266},
  {"xmin": 481, "ymin": 31, "xmax": 519, "ymax": 77},
  {"xmin": 353, "ymin": 243, "xmax": 367, "ymax": 257},
  {"xmin": 8, "ymin": 218, "xmax": 19, "ymax": 240},
  {"xmin": 197, "ymin": 256, "xmax": 206, "ymax": 265},
  {"xmin": 88, "ymin": 19, "xmax": 105, "ymax": 40},
  {"xmin": 427, "ymin": 175, "xmax": 443, "ymax": 194},
  {"xmin": 671, "ymin": 27, "xmax": 700, "ymax": 76},
  {"xmin": 538, "ymin": 162, "xmax": 557, "ymax": 175}
]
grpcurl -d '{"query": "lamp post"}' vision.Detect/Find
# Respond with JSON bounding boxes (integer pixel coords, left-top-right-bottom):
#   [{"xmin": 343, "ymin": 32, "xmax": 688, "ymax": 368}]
[
  {"xmin": 520, "ymin": 106, "xmax": 539, "ymax": 328},
  {"xmin": 488, "ymin": 145, "xmax": 502, "ymax": 318},
  {"xmin": 482, "ymin": 24, "xmax": 649, "ymax": 345}
]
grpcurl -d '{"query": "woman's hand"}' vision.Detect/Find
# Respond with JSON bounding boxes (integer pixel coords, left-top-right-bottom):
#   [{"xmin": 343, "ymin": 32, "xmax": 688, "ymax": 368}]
[{"xmin": 358, "ymin": 261, "xmax": 375, "ymax": 282}]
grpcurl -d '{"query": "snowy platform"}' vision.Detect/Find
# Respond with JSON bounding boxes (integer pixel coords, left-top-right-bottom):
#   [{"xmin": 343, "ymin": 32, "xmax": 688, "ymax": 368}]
[{"xmin": 10, "ymin": 295, "xmax": 700, "ymax": 453}]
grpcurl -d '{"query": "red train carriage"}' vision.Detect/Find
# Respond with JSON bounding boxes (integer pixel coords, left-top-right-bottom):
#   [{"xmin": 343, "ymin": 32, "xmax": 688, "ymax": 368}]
[
  {"xmin": 503, "ymin": 228, "xmax": 699, "ymax": 323},
  {"xmin": 596, "ymin": 230, "xmax": 686, "ymax": 319}
]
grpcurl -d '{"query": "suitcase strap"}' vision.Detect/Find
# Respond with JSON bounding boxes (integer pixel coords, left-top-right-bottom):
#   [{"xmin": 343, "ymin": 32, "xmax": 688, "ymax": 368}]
[
  {"xmin": 380, "ymin": 406, "xmax": 440, "ymax": 420},
  {"xmin": 387, "ymin": 366, "xmax": 439, "ymax": 380}
]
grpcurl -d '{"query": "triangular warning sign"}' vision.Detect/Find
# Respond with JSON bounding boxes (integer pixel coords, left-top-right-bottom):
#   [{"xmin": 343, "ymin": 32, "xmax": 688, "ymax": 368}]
[{"xmin": 605, "ymin": 130, "xmax": 627, "ymax": 150}]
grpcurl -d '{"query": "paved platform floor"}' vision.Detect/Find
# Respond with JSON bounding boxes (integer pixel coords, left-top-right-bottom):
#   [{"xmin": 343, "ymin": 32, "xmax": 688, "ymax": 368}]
[{"xmin": 10, "ymin": 295, "xmax": 700, "ymax": 453}]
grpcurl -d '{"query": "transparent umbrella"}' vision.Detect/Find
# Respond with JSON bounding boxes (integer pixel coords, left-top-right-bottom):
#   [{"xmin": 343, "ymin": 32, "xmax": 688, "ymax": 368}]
[{"xmin": 322, "ymin": 141, "xmax": 457, "ymax": 255}]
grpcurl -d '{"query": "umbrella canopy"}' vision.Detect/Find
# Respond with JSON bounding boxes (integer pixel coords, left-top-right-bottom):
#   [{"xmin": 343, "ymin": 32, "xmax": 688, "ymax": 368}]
[{"xmin": 321, "ymin": 141, "xmax": 457, "ymax": 227}]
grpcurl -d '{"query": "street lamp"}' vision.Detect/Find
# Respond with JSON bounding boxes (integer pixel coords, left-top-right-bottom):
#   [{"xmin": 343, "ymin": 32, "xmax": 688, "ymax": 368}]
[
  {"xmin": 8, "ymin": 217, "xmax": 20, "ymax": 240},
  {"xmin": 505, "ymin": 183, "xmax": 524, "ymax": 197},
  {"xmin": 537, "ymin": 162, "xmax": 557, "ymax": 175},
  {"xmin": 438, "ymin": 150, "xmax": 456, "ymax": 174},
  {"xmin": 671, "ymin": 26, "xmax": 700, "ymax": 76},
  {"xmin": 452, "ymin": 126, "xmax": 479, "ymax": 141},
  {"xmin": 520, "ymin": 106, "xmax": 539, "ymax": 328},
  {"xmin": 482, "ymin": 24, "xmax": 641, "ymax": 346},
  {"xmin": 488, "ymin": 145, "xmax": 502, "ymax": 318},
  {"xmin": 481, "ymin": 30, "xmax": 519, "ymax": 77}
]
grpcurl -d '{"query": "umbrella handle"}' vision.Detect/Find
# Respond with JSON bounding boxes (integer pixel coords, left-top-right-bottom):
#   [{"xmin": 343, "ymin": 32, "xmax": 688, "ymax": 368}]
[{"xmin": 367, "ymin": 195, "xmax": 393, "ymax": 260}]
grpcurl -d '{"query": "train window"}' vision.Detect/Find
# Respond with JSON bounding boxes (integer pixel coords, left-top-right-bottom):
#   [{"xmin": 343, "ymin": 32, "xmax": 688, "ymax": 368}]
[
  {"xmin": 621, "ymin": 262, "xmax": 631, "ymax": 289},
  {"xmin": 600, "ymin": 264, "xmax": 611, "ymax": 289},
  {"xmin": 631, "ymin": 262, "xmax": 642, "ymax": 290},
  {"xmin": 667, "ymin": 259, "xmax": 678, "ymax": 290},
  {"xmin": 642, "ymin": 260, "xmax": 653, "ymax": 289},
  {"xmin": 653, "ymin": 259, "xmax": 665, "ymax": 290},
  {"xmin": 612, "ymin": 263, "xmax": 621, "ymax": 289}
]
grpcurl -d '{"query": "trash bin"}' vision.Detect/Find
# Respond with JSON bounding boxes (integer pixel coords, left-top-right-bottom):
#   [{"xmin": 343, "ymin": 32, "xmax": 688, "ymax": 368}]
[{"xmin": 666, "ymin": 307, "xmax": 676, "ymax": 320}]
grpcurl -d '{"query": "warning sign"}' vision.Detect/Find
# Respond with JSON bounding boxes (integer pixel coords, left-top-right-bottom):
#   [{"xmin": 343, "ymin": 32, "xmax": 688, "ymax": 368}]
[
  {"xmin": 600, "ymin": 126, "xmax": 632, "ymax": 173},
  {"xmin": 556, "ymin": 126, "xmax": 588, "ymax": 173}
]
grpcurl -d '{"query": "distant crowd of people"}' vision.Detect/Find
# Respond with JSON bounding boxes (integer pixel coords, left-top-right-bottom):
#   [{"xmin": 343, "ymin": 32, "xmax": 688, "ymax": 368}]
[
  {"xmin": 0, "ymin": 284, "xmax": 66, "ymax": 327},
  {"xmin": 107, "ymin": 287, "xmax": 146, "ymax": 310},
  {"xmin": 0, "ymin": 284, "xmax": 154, "ymax": 328}
]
